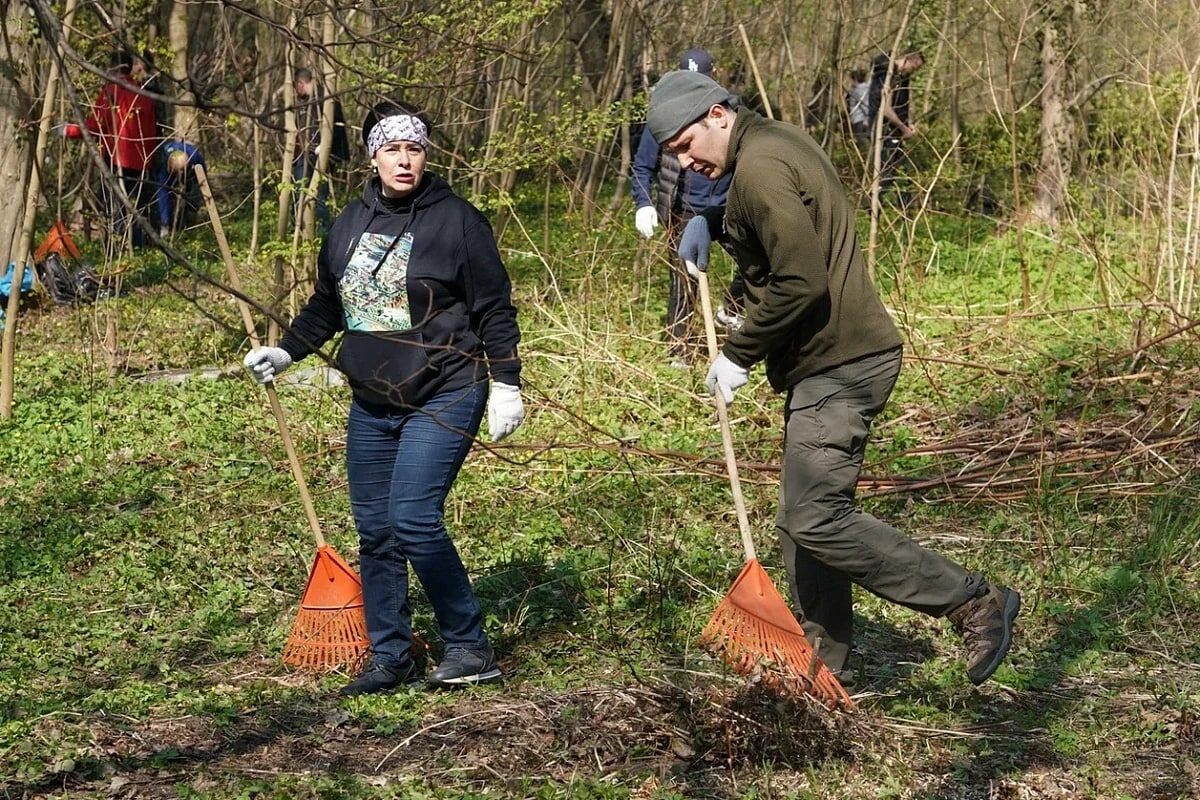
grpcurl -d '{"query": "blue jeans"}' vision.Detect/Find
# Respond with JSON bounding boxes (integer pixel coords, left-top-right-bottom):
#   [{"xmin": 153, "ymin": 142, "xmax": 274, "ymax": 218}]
[{"xmin": 346, "ymin": 382, "xmax": 489, "ymax": 667}]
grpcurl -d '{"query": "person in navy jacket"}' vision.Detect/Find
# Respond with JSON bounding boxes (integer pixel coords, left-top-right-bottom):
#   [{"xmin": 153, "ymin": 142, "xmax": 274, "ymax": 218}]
[
  {"xmin": 244, "ymin": 100, "xmax": 524, "ymax": 695},
  {"xmin": 154, "ymin": 140, "xmax": 205, "ymax": 235},
  {"xmin": 632, "ymin": 48, "xmax": 743, "ymax": 365}
]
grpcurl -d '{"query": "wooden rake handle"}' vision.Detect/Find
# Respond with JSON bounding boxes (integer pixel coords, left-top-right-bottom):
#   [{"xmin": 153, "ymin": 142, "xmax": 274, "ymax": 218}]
[
  {"xmin": 195, "ymin": 165, "xmax": 327, "ymax": 549},
  {"xmin": 696, "ymin": 270, "xmax": 757, "ymax": 562}
]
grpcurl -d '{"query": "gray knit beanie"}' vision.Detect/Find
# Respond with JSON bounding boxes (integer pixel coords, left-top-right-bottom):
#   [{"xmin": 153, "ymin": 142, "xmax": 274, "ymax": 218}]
[{"xmin": 647, "ymin": 70, "xmax": 735, "ymax": 145}]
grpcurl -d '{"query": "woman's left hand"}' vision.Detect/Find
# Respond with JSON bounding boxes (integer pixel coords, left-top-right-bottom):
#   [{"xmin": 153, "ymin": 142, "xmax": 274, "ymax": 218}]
[{"xmin": 487, "ymin": 382, "xmax": 524, "ymax": 442}]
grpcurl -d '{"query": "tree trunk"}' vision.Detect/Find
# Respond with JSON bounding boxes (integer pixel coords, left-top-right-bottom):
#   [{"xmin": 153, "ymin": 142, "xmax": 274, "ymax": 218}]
[
  {"xmin": 1030, "ymin": 5, "xmax": 1078, "ymax": 228},
  {"xmin": 567, "ymin": 0, "xmax": 610, "ymax": 97},
  {"xmin": 275, "ymin": 10, "xmax": 298, "ymax": 241},
  {"xmin": 0, "ymin": 0, "xmax": 36, "ymax": 412},
  {"xmin": 867, "ymin": 0, "xmax": 917, "ymax": 280},
  {"xmin": 580, "ymin": 0, "xmax": 629, "ymax": 224},
  {"xmin": 270, "ymin": 8, "xmax": 297, "ymax": 345},
  {"xmin": 168, "ymin": 0, "xmax": 197, "ymax": 140},
  {"xmin": 949, "ymin": 0, "xmax": 960, "ymax": 165},
  {"xmin": 299, "ymin": 10, "xmax": 337, "ymax": 290},
  {"xmin": 0, "ymin": 1, "xmax": 34, "ymax": 273},
  {"xmin": 1, "ymin": 0, "xmax": 80, "ymax": 418},
  {"xmin": 249, "ymin": 114, "xmax": 261, "ymax": 257},
  {"xmin": 607, "ymin": 61, "xmax": 633, "ymax": 213}
]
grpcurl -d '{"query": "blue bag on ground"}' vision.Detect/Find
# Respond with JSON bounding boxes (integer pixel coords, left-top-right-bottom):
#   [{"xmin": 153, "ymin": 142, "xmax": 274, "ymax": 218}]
[{"xmin": 0, "ymin": 262, "xmax": 34, "ymax": 301}]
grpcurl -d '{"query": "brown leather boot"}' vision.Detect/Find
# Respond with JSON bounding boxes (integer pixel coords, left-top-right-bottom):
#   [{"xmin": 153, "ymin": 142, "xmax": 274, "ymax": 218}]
[{"xmin": 948, "ymin": 584, "xmax": 1021, "ymax": 685}]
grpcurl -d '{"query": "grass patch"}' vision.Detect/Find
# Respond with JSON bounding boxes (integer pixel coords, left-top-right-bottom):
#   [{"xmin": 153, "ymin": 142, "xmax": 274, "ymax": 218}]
[{"xmin": 1, "ymin": 199, "xmax": 1197, "ymax": 797}]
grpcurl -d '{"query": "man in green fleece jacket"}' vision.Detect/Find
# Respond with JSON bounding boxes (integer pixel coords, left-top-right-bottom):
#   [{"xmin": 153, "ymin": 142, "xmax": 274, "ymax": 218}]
[{"xmin": 647, "ymin": 70, "xmax": 1020, "ymax": 686}]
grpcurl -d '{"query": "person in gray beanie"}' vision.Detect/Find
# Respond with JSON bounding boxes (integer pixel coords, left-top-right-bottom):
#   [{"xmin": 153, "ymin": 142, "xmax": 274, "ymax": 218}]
[
  {"xmin": 648, "ymin": 70, "xmax": 1021, "ymax": 687},
  {"xmin": 631, "ymin": 49, "xmax": 743, "ymax": 367}
]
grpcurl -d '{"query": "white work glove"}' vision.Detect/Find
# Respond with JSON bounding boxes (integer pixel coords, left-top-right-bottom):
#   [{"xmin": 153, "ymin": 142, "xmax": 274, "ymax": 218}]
[
  {"xmin": 634, "ymin": 206, "xmax": 659, "ymax": 239},
  {"xmin": 243, "ymin": 346, "xmax": 293, "ymax": 384},
  {"xmin": 705, "ymin": 354, "xmax": 750, "ymax": 404},
  {"xmin": 487, "ymin": 382, "xmax": 524, "ymax": 442},
  {"xmin": 678, "ymin": 215, "xmax": 712, "ymax": 279}
]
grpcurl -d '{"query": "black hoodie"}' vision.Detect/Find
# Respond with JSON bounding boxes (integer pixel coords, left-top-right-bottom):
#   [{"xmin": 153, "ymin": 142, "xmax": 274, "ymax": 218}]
[{"xmin": 280, "ymin": 173, "xmax": 520, "ymax": 409}]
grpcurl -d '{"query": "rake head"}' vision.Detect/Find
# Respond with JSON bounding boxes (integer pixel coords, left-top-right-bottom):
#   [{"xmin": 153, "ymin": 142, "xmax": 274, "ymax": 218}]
[
  {"xmin": 282, "ymin": 545, "xmax": 371, "ymax": 671},
  {"xmin": 702, "ymin": 559, "xmax": 854, "ymax": 709}
]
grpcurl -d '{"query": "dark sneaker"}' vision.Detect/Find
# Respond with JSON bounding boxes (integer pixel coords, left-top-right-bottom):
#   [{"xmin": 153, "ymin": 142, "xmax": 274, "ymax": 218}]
[
  {"xmin": 339, "ymin": 659, "xmax": 422, "ymax": 697},
  {"xmin": 948, "ymin": 584, "xmax": 1021, "ymax": 685},
  {"xmin": 428, "ymin": 646, "xmax": 502, "ymax": 688}
]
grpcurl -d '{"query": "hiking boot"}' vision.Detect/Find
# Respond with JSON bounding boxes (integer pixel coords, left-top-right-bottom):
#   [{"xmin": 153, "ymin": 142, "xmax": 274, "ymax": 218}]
[
  {"xmin": 948, "ymin": 584, "xmax": 1021, "ymax": 685},
  {"xmin": 338, "ymin": 659, "xmax": 422, "ymax": 697},
  {"xmin": 428, "ymin": 645, "xmax": 502, "ymax": 688}
]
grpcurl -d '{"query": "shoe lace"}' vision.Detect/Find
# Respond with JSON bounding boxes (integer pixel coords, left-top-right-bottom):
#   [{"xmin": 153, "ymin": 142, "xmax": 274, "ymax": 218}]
[
  {"xmin": 953, "ymin": 600, "xmax": 997, "ymax": 653},
  {"xmin": 442, "ymin": 646, "xmax": 471, "ymax": 663},
  {"xmin": 960, "ymin": 611, "xmax": 991, "ymax": 639},
  {"xmin": 353, "ymin": 662, "xmax": 389, "ymax": 681}
]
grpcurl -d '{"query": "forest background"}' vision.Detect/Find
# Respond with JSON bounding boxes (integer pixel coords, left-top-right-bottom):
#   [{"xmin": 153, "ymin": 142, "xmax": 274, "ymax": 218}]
[{"xmin": 1, "ymin": 0, "xmax": 1199, "ymax": 797}]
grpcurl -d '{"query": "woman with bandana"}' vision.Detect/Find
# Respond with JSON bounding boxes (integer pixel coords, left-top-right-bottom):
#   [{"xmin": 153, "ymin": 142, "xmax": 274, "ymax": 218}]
[{"xmin": 243, "ymin": 100, "xmax": 524, "ymax": 695}]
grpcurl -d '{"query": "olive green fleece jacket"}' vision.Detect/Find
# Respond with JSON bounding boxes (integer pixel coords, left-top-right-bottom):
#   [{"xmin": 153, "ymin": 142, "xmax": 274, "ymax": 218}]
[{"xmin": 716, "ymin": 109, "xmax": 902, "ymax": 391}]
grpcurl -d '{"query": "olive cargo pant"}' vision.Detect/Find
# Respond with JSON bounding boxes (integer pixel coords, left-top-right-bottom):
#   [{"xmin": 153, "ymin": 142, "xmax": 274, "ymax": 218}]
[{"xmin": 777, "ymin": 347, "xmax": 984, "ymax": 673}]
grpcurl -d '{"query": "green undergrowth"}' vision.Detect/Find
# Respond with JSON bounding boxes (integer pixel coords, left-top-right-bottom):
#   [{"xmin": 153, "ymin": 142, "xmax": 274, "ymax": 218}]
[{"xmin": 0, "ymin": 195, "xmax": 1197, "ymax": 798}]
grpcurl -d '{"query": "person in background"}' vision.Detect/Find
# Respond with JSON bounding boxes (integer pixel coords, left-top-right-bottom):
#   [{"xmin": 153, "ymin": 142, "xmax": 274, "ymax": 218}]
[
  {"xmin": 154, "ymin": 140, "xmax": 206, "ymax": 236},
  {"xmin": 69, "ymin": 52, "xmax": 160, "ymax": 251},
  {"xmin": 130, "ymin": 51, "xmax": 168, "ymax": 144},
  {"xmin": 868, "ymin": 50, "xmax": 924, "ymax": 204},
  {"xmin": 846, "ymin": 68, "xmax": 871, "ymax": 150},
  {"xmin": 244, "ymin": 100, "xmax": 524, "ymax": 695},
  {"xmin": 292, "ymin": 67, "xmax": 349, "ymax": 231},
  {"xmin": 631, "ymin": 47, "xmax": 744, "ymax": 367},
  {"xmin": 648, "ymin": 69, "xmax": 1020, "ymax": 687}
]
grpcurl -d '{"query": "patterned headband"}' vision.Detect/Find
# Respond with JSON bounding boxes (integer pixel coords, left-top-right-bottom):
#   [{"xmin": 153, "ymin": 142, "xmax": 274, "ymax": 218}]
[{"xmin": 366, "ymin": 114, "xmax": 430, "ymax": 157}]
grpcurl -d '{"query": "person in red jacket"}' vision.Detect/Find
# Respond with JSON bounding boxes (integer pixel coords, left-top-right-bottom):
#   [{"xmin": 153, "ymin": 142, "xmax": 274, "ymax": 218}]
[{"xmin": 83, "ymin": 53, "xmax": 160, "ymax": 250}]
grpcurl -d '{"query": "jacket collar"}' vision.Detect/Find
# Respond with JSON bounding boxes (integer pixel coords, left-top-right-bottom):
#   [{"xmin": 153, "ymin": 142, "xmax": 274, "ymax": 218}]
[
  {"xmin": 725, "ymin": 108, "xmax": 765, "ymax": 173},
  {"xmin": 361, "ymin": 172, "xmax": 452, "ymax": 211}
]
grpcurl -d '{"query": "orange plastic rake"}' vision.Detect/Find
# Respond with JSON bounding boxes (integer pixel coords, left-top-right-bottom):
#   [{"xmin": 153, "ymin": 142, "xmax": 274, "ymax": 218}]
[
  {"xmin": 283, "ymin": 545, "xmax": 372, "ymax": 669},
  {"xmin": 196, "ymin": 166, "xmax": 369, "ymax": 671},
  {"xmin": 695, "ymin": 270, "xmax": 853, "ymax": 709}
]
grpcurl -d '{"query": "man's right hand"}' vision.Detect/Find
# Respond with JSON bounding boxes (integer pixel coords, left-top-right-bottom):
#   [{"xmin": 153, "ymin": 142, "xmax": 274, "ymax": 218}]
[
  {"xmin": 243, "ymin": 347, "xmax": 292, "ymax": 384},
  {"xmin": 634, "ymin": 206, "xmax": 659, "ymax": 239},
  {"xmin": 678, "ymin": 215, "xmax": 712, "ymax": 278}
]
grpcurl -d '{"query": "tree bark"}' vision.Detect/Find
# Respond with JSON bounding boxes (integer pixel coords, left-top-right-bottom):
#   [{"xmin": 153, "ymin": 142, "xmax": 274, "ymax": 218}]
[
  {"xmin": 1030, "ymin": 4, "xmax": 1079, "ymax": 228},
  {"xmin": 567, "ymin": 0, "xmax": 610, "ymax": 97},
  {"xmin": 949, "ymin": 0, "xmax": 960, "ymax": 165},
  {"xmin": 580, "ymin": 0, "xmax": 630, "ymax": 224},
  {"xmin": 1, "ymin": 0, "xmax": 80, "ymax": 417},
  {"xmin": 867, "ymin": 0, "xmax": 917, "ymax": 281},
  {"xmin": 0, "ymin": 0, "xmax": 34, "ymax": 273},
  {"xmin": 299, "ymin": 10, "xmax": 337, "ymax": 290},
  {"xmin": 270, "ymin": 7, "xmax": 297, "ymax": 345},
  {"xmin": 275, "ymin": 9, "xmax": 298, "ymax": 241},
  {"xmin": 168, "ymin": 0, "xmax": 198, "ymax": 141}
]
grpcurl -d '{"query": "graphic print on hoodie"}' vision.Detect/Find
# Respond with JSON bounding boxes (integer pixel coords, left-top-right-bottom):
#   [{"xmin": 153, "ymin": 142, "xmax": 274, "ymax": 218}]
[
  {"xmin": 278, "ymin": 174, "xmax": 521, "ymax": 410},
  {"xmin": 341, "ymin": 232, "xmax": 415, "ymax": 331}
]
